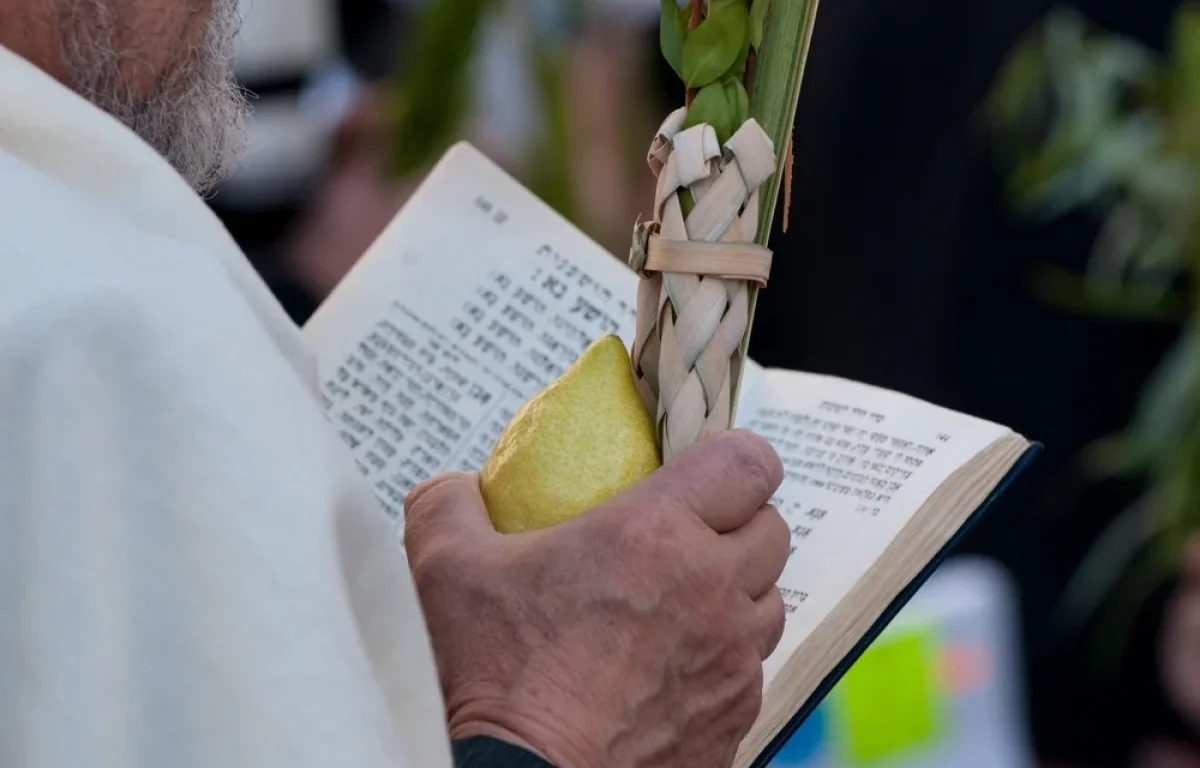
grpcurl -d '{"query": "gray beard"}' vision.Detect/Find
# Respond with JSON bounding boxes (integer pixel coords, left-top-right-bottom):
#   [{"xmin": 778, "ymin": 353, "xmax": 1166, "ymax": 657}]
[{"xmin": 58, "ymin": 0, "xmax": 250, "ymax": 194}]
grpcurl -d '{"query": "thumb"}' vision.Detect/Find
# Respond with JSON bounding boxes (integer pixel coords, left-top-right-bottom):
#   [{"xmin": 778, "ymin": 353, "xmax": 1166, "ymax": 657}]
[
  {"xmin": 404, "ymin": 472, "xmax": 497, "ymax": 557},
  {"xmin": 609, "ymin": 430, "xmax": 782, "ymax": 533}
]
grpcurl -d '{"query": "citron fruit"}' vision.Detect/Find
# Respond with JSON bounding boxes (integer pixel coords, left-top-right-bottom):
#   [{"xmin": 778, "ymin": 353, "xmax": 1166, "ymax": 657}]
[{"xmin": 480, "ymin": 335, "xmax": 662, "ymax": 533}]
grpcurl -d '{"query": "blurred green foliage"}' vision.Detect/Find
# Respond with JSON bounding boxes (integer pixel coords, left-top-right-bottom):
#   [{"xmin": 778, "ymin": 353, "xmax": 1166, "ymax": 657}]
[
  {"xmin": 387, "ymin": 0, "xmax": 582, "ymax": 221},
  {"xmin": 986, "ymin": 3, "xmax": 1200, "ymax": 665},
  {"xmin": 388, "ymin": 0, "xmax": 488, "ymax": 179}
]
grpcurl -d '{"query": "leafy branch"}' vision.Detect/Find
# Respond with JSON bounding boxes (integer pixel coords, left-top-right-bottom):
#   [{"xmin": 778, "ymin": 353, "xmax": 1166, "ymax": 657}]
[
  {"xmin": 986, "ymin": 2, "xmax": 1200, "ymax": 667},
  {"xmin": 658, "ymin": 0, "xmax": 819, "ymax": 368},
  {"xmin": 659, "ymin": 0, "xmax": 768, "ymax": 145},
  {"xmin": 387, "ymin": 1, "xmax": 581, "ymax": 220},
  {"xmin": 388, "ymin": 0, "xmax": 490, "ymax": 179}
]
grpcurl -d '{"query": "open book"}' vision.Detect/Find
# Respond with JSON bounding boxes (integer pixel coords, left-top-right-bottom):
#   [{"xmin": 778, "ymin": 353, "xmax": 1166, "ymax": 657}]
[{"xmin": 303, "ymin": 144, "xmax": 1039, "ymax": 768}]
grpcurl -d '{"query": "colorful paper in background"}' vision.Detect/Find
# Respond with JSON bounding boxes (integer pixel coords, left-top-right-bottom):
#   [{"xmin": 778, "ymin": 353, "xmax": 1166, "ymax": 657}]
[
  {"xmin": 836, "ymin": 629, "xmax": 944, "ymax": 763},
  {"xmin": 766, "ymin": 558, "xmax": 1034, "ymax": 768}
]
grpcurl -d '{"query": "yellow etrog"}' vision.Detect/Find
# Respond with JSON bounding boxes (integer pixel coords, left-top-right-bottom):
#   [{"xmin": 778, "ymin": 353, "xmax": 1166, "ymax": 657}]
[{"xmin": 480, "ymin": 335, "xmax": 662, "ymax": 533}]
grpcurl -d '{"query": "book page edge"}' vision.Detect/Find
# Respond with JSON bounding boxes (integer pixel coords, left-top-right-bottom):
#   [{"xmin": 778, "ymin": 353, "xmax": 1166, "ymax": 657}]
[{"xmin": 733, "ymin": 430, "xmax": 1030, "ymax": 767}]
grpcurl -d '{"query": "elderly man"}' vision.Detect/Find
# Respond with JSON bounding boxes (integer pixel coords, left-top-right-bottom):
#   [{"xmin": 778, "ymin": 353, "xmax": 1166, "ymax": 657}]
[{"xmin": 0, "ymin": 2, "xmax": 790, "ymax": 768}]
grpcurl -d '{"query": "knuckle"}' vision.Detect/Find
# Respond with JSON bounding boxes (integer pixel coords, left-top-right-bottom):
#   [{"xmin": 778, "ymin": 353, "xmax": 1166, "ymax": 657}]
[
  {"xmin": 617, "ymin": 502, "xmax": 689, "ymax": 559},
  {"xmin": 764, "ymin": 506, "xmax": 792, "ymax": 570},
  {"xmin": 403, "ymin": 476, "xmax": 458, "ymax": 550},
  {"xmin": 693, "ymin": 536, "xmax": 741, "ymax": 586},
  {"xmin": 696, "ymin": 560, "xmax": 739, "ymax": 605},
  {"xmin": 725, "ymin": 431, "xmax": 783, "ymax": 500},
  {"xmin": 705, "ymin": 572, "xmax": 752, "ymax": 631},
  {"xmin": 408, "ymin": 539, "xmax": 463, "ymax": 595},
  {"xmin": 763, "ymin": 591, "xmax": 787, "ymax": 655},
  {"xmin": 403, "ymin": 474, "xmax": 453, "ymax": 519}
]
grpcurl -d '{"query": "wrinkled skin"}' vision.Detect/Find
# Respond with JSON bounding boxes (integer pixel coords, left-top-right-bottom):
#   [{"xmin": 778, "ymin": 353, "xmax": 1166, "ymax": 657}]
[{"xmin": 405, "ymin": 430, "xmax": 791, "ymax": 768}]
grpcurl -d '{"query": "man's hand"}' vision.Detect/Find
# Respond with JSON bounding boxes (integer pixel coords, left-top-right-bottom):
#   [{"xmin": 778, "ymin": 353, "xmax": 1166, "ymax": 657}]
[{"xmin": 404, "ymin": 430, "xmax": 790, "ymax": 768}]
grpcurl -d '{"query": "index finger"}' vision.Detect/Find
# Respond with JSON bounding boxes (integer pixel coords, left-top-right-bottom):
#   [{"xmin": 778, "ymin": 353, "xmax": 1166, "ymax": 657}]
[{"xmin": 618, "ymin": 429, "xmax": 783, "ymax": 533}]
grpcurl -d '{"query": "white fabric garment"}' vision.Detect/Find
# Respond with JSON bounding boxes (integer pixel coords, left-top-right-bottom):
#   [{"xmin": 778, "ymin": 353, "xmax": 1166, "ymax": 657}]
[{"xmin": 0, "ymin": 45, "xmax": 451, "ymax": 768}]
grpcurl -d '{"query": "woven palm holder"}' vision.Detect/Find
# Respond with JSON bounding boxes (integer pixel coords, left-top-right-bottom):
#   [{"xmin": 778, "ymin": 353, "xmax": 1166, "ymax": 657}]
[{"xmin": 629, "ymin": 107, "xmax": 778, "ymax": 461}]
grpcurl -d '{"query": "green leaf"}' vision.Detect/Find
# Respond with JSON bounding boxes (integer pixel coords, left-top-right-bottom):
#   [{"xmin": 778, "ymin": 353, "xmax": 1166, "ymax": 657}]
[
  {"xmin": 684, "ymin": 81, "xmax": 738, "ymax": 144},
  {"xmin": 986, "ymin": 39, "xmax": 1048, "ymax": 133},
  {"xmin": 749, "ymin": 0, "xmax": 771, "ymax": 49},
  {"xmin": 1167, "ymin": 3, "xmax": 1200, "ymax": 159},
  {"xmin": 727, "ymin": 6, "xmax": 754, "ymax": 81},
  {"xmin": 1027, "ymin": 263, "xmax": 1189, "ymax": 322},
  {"xmin": 682, "ymin": 1, "xmax": 748, "ymax": 88},
  {"xmin": 1124, "ymin": 324, "xmax": 1200, "ymax": 454},
  {"xmin": 679, "ymin": 188, "xmax": 696, "ymax": 218},
  {"xmin": 527, "ymin": 28, "xmax": 579, "ymax": 224},
  {"xmin": 1082, "ymin": 436, "xmax": 1156, "ymax": 479},
  {"xmin": 1085, "ymin": 543, "xmax": 1176, "ymax": 674},
  {"xmin": 660, "ymin": 0, "xmax": 688, "ymax": 80},
  {"xmin": 1052, "ymin": 494, "xmax": 1166, "ymax": 641},
  {"xmin": 389, "ymin": 0, "xmax": 490, "ymax": 178},
  {"xmin": 1169, "ymin": 2, "xmax": 1200, "ymax": 113},
  {"xmin": 740, "ymin": 0, "xmax": 820, "ymax": 408},
  {"xmin": 730, "ymin": 77, "xmax": 751, "ymax": 128},
  {"xmin": 749, "ymin": 0, "xmax": 818, "ymax": 241}
]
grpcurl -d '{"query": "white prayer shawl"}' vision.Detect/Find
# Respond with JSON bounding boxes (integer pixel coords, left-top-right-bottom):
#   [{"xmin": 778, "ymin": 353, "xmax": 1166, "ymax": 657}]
[{"xmin": 0, "ymin": 46, "xmax": 452, "ymax": 768}]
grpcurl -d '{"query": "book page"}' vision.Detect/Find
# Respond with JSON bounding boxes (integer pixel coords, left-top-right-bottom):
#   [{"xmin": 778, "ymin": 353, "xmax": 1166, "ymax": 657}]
[
  {"xmin": 746, "ymin": 370, "xmax": 1010, "ymax": 686},
  {"xmin": 304, "ymin": 144, "xmax": 774, "ymax": 524}
]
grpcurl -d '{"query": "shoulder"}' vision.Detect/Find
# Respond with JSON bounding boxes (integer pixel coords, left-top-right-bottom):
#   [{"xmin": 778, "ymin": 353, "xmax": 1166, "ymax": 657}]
[
  {"xmin": 0, "ymin": 154, "xmax": 201, "ymax": 313},
  {"xmin": 0, "ymin": 150, "xmax": 288, "ymax": 383},
  {"xmin": 0, "ymin": 148, "xmax": 363, "ymax": 497},
  {"xmin": 0, "ymin": 150, "xmax": 357, "ymax": 518}
]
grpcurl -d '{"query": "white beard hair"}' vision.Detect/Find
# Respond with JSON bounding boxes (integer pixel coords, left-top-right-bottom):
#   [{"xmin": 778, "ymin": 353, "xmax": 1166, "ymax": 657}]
[{"xmin": 58, "ymin": 0, "xmax": 251, "ymax": 194}]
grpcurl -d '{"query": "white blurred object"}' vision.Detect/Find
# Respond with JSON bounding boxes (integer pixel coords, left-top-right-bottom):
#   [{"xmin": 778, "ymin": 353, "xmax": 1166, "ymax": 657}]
[
  {"xmin": 218, "ymin": 77, "xmax": 358, "ymax": 208},
  {"xmin": 235, "ymin": 0, "xmax": 338, "ymax": 82},
  {"xmin": 221, "ymin": 0, "xmax": 348, "ymax": 207},
  {"xmin": 389, "ymin": 0, "xmax": 656, "ymax": 14},
  {"xmin": 220, "ymin": 0, "xmax": 657, "ymax": 208},
  {"xmin": 471, "ymin": 6, "xmax": 537, "ymax": 166}
]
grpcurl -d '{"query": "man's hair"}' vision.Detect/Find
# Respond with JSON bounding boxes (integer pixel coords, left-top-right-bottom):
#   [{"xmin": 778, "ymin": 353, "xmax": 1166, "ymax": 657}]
[{"xmin": 58, "ymin": 0, "xmax": 250, "ymax": 193}]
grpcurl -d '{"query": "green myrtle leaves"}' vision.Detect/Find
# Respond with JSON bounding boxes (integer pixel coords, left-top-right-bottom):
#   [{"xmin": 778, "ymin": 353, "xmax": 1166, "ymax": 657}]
[
  {"xmin": 684, "ymin": 77, "xmax": 751, "ymax": 144},
  {"xmin": 732, "ymin": 76, "xmax": 751, "ymax": 126},
  {"xmin": 684, "ymin": 82, "xmax": 733, "ymax": 140},
  {"xmin": 659, "ymin": 1, "xmax": 768, "ymax": 143},
  {"xmin": 660, "ymin": 0, "xmax": 688, "ymax": 79},
  {"xmin": 750, "ymin": 0, "xmax": 771, "ymax": 50},
  {"xmin": 683, "ymin": 1, "xmax": 748, "ymax": 88}
]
